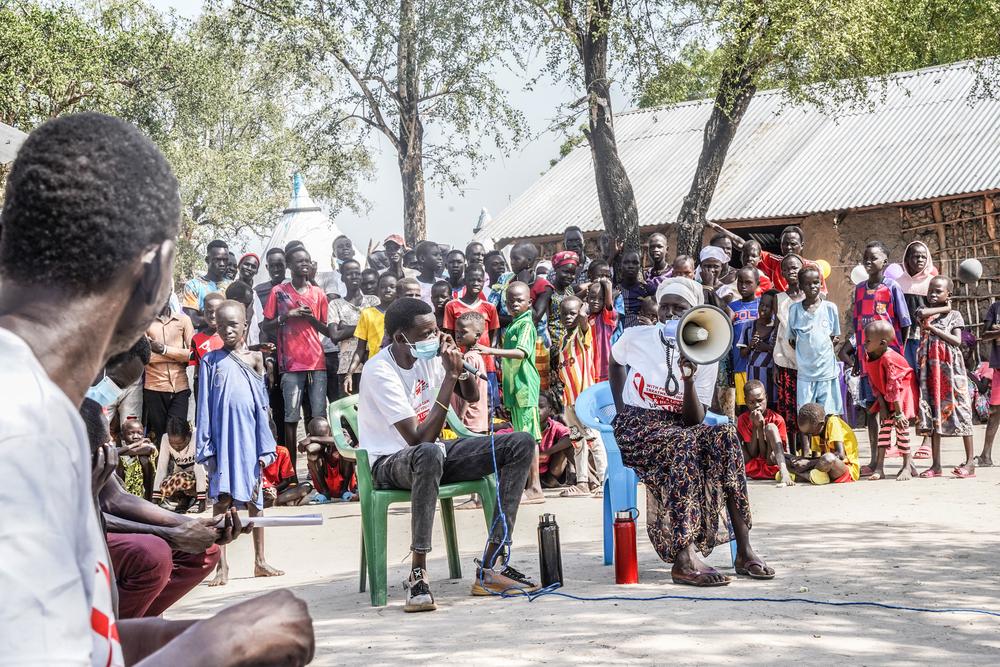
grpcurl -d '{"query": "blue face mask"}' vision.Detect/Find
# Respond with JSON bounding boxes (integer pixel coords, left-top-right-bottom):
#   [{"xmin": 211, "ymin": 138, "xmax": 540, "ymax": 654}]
[
  {"xmin": 404, "ymin": 335, "xmax": 439, "ymax": 360},
  {"xmin": 86, "ymin": 373, "xmax": 123, "ymax": 407}
]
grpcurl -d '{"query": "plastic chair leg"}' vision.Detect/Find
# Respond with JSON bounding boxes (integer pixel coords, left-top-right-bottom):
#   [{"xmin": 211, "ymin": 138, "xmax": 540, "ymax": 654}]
[
  {"xmin": 602, "ymin": 480, "xmax": 614, "ymax": 565},
  {"xmin": 359, "ymin": 532, "xmax": 367, "ymax": 593},
  {"xmin": 367, "ymin": 495, "xmax": 390, "ymax": 607},
  {"xmin": 440, "ymin": 498, "xmax": 462, "ymax": 580}
]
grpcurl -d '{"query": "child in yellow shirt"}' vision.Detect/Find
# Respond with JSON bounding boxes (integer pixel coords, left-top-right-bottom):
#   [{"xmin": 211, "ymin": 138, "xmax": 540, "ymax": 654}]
[{"xmin": 790, "ymin": 402, "xmax": 860, "ymax": 484}]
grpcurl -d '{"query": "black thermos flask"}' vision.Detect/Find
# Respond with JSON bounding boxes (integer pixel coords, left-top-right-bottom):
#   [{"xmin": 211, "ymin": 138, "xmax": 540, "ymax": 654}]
[{"xmin": 537, "ymin": 513, "xmax": 563, "ymax": 587}]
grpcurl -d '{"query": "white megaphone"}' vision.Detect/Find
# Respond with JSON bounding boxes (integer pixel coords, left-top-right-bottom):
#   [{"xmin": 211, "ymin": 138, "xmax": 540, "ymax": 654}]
[{"xmin": 661, "ymin": 305, "xmax": 734, "ymax": 366}]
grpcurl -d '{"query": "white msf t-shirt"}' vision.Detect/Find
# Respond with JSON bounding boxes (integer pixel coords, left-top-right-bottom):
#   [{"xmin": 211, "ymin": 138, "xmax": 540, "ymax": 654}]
[
  {"xmin": 610, "ymin": 324, "xmax": 717, "ymax": 411},
  {"xmin": 358, "ymin": 346, "xmax": 445, "ymax": 458},
  {"xmin": 0, "ymin": 328, "xmax": 123, "ymax": 666}
]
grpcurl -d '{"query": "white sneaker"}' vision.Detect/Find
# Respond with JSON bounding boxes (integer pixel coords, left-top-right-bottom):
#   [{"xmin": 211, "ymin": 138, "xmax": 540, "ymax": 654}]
[{"xmin": 403, "ymin": 568, "xmax": 437, "ymax": 612}]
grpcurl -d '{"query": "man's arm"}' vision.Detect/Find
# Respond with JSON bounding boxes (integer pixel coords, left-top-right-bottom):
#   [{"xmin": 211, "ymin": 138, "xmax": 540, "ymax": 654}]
[
  {"xmin": 391, "ymin": 337, "xmax": 468, "ymax": 446},
  {"xmin": 705, "ymin": 222, "xmax": 746, "ymax": 249}
]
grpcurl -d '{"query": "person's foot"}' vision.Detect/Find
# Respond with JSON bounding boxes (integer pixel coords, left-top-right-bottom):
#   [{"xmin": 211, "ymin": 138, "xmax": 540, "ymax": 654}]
[
  {"xmin": 671, "ymin": 549, "xmax": 729, "ymax": 587},
  {"xmin": 974, "ymin": 454, "xmax": 994, "ymax": 467},
  {"xmin": 867, "ymin": 467, "xmax": 886, "ymax": 481},
  {"xmin": 470, "ymin": 562, "xmax": 539, "ymax": 596},
  {"xmin": 918, "ymin": 466, "xmax": 943, "ymax": 478},
  {"xmin": 558, "ymin": 483, "xmax": 591, "ymax": 498},
  {"xmin": 895, "ymin": 463, "xmax": 917, "ymax": 482},
  {"xmin": 521, "ymin": 489, "xmax": 546, "ymax": 505},
  {"xmin": 207, "ymin": 565, "xmax": 229, "ymax": 587},
  {"xmin": 174, "ymin": 496, "xmax": 193, "ymax": 514},
  {"xmin": 776, "ymin": 470, "xmax": 796, "ymax": 487},
  {"xmin": 913, "ymin": 442, "xmax": 932, "ymax": 459},
  {"xmin": 403, "ymin": 568, "xmax": 437, "ymax": 612},
  {"xmin": 951, "ymin": 463, "xmax": 976, "ymax": 479},
  {"xmin": 456, "ymin": 496, "xmax": 483, "ymax": 511},
  {"xmin": 189, "ymin": 499, "xmax": 207, "ymax": 514},
  {"xmin": 733, "ymin": 551, "xmax": 776, "ymax": 580},
  {"xmin": 254, "ymin": 561, "xmax": 284, "ymax": 578}
]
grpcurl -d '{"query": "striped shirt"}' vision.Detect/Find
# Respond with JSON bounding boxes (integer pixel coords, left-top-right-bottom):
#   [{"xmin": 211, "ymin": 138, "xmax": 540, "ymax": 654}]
[{"xmin": 558, "ymin": 326, "xmax": 596, "ymax": 407}]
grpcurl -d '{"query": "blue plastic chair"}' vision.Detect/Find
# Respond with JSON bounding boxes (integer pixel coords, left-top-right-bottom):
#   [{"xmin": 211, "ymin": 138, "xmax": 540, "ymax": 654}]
[{"xmin": 575, "ymin": 381, "xmax": 737, "ymax": 567}]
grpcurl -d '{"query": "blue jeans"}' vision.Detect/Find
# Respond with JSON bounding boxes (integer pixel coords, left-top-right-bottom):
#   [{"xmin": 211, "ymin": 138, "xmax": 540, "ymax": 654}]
[{"xmin": 280, "ymin": 370, "xmax": 327, "ymax": 423}]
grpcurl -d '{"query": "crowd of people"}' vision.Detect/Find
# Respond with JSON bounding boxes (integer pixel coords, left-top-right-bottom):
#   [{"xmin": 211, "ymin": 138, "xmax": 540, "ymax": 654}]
[{"xmin": 4, "ymin": 111, "xmax": 997, "ymax": 663}]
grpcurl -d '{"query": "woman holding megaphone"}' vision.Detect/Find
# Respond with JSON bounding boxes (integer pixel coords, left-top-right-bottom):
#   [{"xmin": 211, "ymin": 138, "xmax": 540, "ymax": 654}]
[{"xmin": 609, "ymin": 277, "xmax": 774, "ymax": 587}]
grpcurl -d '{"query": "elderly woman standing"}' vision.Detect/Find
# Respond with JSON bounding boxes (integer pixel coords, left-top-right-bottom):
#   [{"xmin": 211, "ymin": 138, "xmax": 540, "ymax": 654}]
[{"xmin": 609, "ymin": 277, "xmax": 774, "ymax": 586}]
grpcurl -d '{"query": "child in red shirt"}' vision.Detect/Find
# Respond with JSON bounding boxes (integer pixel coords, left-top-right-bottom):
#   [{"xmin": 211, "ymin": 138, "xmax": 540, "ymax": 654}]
[
  {"xmin": 190, "ymin": 292, "xmax": 225, "ymax": 366},
  {"xmin": 262, "ymin": 444, "xmax": 312, "ymax": 506},
  {"xmin": 585, "ymin": 277, "xmax": 617, "ymax": 382},
  {"xmin": 736, "ymin": 380, "xmax": 793, "ymax": 486},
  {"xmin": 863, "ymin": 320, "xmax": 918, "ymax": 480}
]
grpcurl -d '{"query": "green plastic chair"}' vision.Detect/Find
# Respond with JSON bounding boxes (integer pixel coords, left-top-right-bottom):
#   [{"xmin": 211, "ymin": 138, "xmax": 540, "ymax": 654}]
[{"xmin": 328, "ymin": 395, "xmax": 498, "ymax": 607}]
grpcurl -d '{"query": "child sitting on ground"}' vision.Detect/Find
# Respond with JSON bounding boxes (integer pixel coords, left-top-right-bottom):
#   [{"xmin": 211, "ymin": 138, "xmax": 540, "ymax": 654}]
[
  {"xmin": 117, "ymin": 418, "xmax": 157, "ymax": 500},
  {"xmin": 788, "ymin": 265, "xmax": 843, "ymax": 418},
  {"xmin": 730, "ymin": 267, "xmax": 760, "ymax": 413},
  {"xmin": 915, "ymin": 276, "xmax": 977, "ymax": 479},
  {"xmin": 863, "ymin": 320, "xmax": 918, "ymax": 481},
  {"xmin": 152, "ymin": 417, "xmax": 207, "ymax": 513},
  {"xmin": 450, "ymin": 312, "xmax": 490, "ymax": 434},
  {"xmin": 792, "ymin": 402, "xmax": 860, "ymax": 485},
  {"xmin": 537, "ymin": 391, "xmax": 575, "ymax": 488},
  {"xmin": 298, "ymin": 417, "xmax": 358, "ymax": 503},
  {"xmin": 262, "ymin": 442, "xmax": 313, "ymax": 507},
  {"xmin": 736, "ymin": 380, "xmax": 793, "ymax": 486}
]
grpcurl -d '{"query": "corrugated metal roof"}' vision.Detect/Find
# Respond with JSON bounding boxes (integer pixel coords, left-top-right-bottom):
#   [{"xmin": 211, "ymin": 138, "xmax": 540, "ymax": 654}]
[{"xmin": 481, "ymin": 60, "xmax": 1000, "ymax": 245}]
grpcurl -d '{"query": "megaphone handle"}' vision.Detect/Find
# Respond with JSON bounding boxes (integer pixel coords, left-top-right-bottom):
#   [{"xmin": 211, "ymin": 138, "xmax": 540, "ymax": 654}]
[{"xmin": 663, "ymin": 342, "xmax": 680, "ymax": 396}]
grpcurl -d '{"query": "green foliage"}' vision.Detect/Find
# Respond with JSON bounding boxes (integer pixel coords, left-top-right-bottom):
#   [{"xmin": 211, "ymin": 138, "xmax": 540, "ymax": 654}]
[
  {"xmin": 0, "ymin": 0, "xmax": 368, "ymax": 282},
  {"xmin": 638, "ymin": 44, "xmax": 723, "ymax": 108}
]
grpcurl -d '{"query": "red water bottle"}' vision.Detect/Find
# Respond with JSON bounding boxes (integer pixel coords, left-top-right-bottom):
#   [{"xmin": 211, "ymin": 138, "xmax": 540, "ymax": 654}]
[{"xmin": 614, "ymin": 508, "xmax": 639, "ymax": 584}]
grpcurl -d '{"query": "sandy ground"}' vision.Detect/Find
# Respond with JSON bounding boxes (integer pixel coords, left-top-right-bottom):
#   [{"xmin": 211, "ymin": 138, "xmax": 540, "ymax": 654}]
[{"xmin": 171, "ymin": 427, "xmax": 1000, "ymax": 665}]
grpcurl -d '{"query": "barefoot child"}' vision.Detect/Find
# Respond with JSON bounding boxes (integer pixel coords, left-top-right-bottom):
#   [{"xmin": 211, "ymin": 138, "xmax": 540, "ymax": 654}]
[
  {"xmin": 788, "ymin": 265, "xmax": 842, "ymax": 418},
  {"xmin": 730, "ymin": 267, "xmax": 760, "ymax": 412},
  {"xmin": 863, "ymin": 320, "xmax": 918, "ymax": 481},
  {"xmin": 736, "ymin": 380, "xmax": 793, "ymax": 486},
  {"xmin": 585, "ymin": 277, "xmax": 617, "ymax": 382},
  {"xmin": 196, "ymin": 300, "xmax": 282, "ymax": 585},
  {"xmin": 298, "ymin": 417, "xmax": 357, "ymax": 502},
  {"xmin": 344, "ymin": 272, "xmax": 397, "ymax": 393},
  {"xmin": 773, "ymin": 254, "xmax": 806, "ymax": 455},
  {"xmin": 537, "ymin": 391, "xmax": 575, "ymax": 487},
  {"xmin": 739, "ymin": 289, "xmax": 778, "ymax": 405},
  {"xmin": 793, "ymin": 402, "xmax": 860, "ymax": 484},
  {"xmin": 152, "ymin": 417, "xmax": 207, "ymax": 513},
  {"xmin": 263, "ymin": 444, "xmax": 313, "ymax": 507},
  {"xmin": 190, "ymin": 292, "xmax": 225, "ymax": 368},
  {"xmin": 476, "ymin": 281, "xmax": 544, "ymax": 503},
  {"xmin": 449, "ymin": 312, "xmax": 490, "ymax": 434},
  {"xmin": 916, "ymin": 276, "xmax": 976, "ymax": 479},
  {"xmin": 444, "ymin": 265, "xmax": 501, "ymax": 404},
  {"xmin": 555, "ymin": 296, "xmax": 606, "ymax": 497}
]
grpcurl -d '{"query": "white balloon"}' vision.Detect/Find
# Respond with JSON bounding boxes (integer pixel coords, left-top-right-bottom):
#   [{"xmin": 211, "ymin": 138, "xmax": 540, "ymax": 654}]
[
  {"xmin": 850, "ymin": 264, "xmax": 868, "ymax": 285},
  {"xmin": 885, "ymin": 263, "xmax": 905, "ymax": 281}
]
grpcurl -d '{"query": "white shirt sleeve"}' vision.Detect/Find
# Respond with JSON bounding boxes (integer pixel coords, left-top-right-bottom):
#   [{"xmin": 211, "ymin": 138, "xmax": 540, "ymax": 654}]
[{"xmin": 368, "ymin": 357, "xmax": 418, "ymax": 426}]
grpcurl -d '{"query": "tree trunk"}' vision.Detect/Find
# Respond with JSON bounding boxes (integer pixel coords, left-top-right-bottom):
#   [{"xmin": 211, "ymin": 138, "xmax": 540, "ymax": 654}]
[
  {"xmin": 581, "ymin": 0, "xmax": 641, "ymax": 254},
  {"xmin": 397, "ymin": 0, "xmax": 426, "ymax": 246},
  {"xmin": 674, "ymin": 28, "xmax": 761, "ymax": 257},
  {"xmin": 398, "ymin": 126, "xmax": 426, "ymax": 247}
]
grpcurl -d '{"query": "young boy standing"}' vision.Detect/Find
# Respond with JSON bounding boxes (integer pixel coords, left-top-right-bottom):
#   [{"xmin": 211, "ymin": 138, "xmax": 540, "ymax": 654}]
[
  {"xmin": 730, "ymin": 267, "xmax": 760, "ymax": 411},
  {"xmin": 191, "ymin": 292, "xmax": 225, "ymax": 368},
  {"xmin": 555, "ymin": 296, "xmax": 606, "ymax": 497},
  {"xmin": 788, "ymin": 265, "xmax": 842, "ymax": 418},
  {"xmin": 197, "ymin": 300, "xmax": 282, "ymax": 586},
  {"xmin": 585, "ymin": 277, "xmax": 616, "ymax": 382},
  {"xmin": 739, "ymin": 289, "xmax": 778, "ymax": 403},
  {"xmin": 450, "ymin": 312, "xmax": 490, "ymax": 434},
  {"xmin": 863, "ymin": 320, "xmax": 918, "ymax": 481},
  {"xmin": 477, "ymin": 282, "xmax": 544, "ymax": 502},
  {"xmin": 444, "ymin": 266, "xmax": 501, "ymax": 403},
  {"xmin": 431, "ymin": 280, "xmax": 452, "ymax": 330}
]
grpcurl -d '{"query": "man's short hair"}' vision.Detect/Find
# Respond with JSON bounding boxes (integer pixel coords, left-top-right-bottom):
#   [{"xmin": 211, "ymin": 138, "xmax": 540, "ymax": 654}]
[
  {"xmin": 798, "ymin": 402, "xmax": 826, "ymax": 425},
  {"xmin": 284, "ymin": 240, "xmax": 305, "ymax": 255},
  {"xmin": 106, "ymin": 336, "xmax": 152, "ymax": 368},
  {"xmin": 865, "ymin": 240, "xmax": 888, "ymax": 255},
  {"xmin": 265, "ymin": 247, "xmax": 285, "ymax": 260},
  {"xmin": 432, "ymin": 279, "xmax": 451, "ymax": 291},
  {"xmin": 377, "ymin": 271, "xmax": 397, "ymax": 287},
  {"xmin": 781, "ymin": 225, "xmax": 804, "ymax": 240},
  {"xmin": 0, "ymin": 113, "xmax": 180, "ymax": 295},
  {"xmin": 225, "ymin": 281, "xmax": 253, "ymax": 306},
  {"xmin": 565, "ymin": 226, "xmax": 583, "ymax": 236},
  {"xmin": 207, "ymin": 239, "xmax": 228, "ymax": 252},
  {"xmin": 446, "ymin": 249, "xmax": 465, "ymax": 259},
  {"xmin": 743, "ymin": 379, "xmax": 765, "ymax": 396},
  {"xmin": 415, "ymin": 240, "xmax": 438, "ymax": 258},
  {"xmin": 384, "ymin": 297, "xmax": 432, "ymax": 338}
]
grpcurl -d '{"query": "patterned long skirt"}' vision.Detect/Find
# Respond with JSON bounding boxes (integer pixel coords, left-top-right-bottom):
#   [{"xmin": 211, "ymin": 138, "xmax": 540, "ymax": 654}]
[
  {"xmin": 774, "ymin": 365, "xmax": 799, "ymax": 438},
  {"xmin": 613, "ymin": 405, "xmax": 751, "ymax": 562}
]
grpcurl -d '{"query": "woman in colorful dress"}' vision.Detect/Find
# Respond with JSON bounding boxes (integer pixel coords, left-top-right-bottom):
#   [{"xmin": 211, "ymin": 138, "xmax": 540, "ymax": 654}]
[{"xmin": 609, "ymin": 277, "xmax": 774, "ymax": 587}]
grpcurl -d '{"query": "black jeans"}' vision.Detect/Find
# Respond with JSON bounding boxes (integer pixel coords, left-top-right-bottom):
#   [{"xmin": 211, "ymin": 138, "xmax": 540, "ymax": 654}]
[
  {"xmin": 371, "ymin": 432, "xmax": 535, "ymax": 554},
  {"xmin": 143, "ymin": 389, "xmax": 191, "ymax": 443},
  {"xmin": 325, "ymin": 352, "xmax": 340, "ymax": 402}
]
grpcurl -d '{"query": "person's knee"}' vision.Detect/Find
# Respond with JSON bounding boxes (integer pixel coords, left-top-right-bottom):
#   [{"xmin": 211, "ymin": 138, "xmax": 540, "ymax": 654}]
[
  {"xmin": 411, "ymin": 442, "xmax": 445, "ymax": 474},
  {"xmin": 763, "ymin": 424, "xmax": 781, "ymax": 441},
  {"xmin": 507, "ymin": 431, "xmax": 536, "ymax": 461},
  {"xmin": 202, "ymin": 544, "xmax": 222, "ymax": 571},
  {"xmin": 132, "ymin": 535, "xmax": 173, "ymax": 582},
  {"xmin": 818, "ymin": 453, "xmax": 837, "ymax": 470}
]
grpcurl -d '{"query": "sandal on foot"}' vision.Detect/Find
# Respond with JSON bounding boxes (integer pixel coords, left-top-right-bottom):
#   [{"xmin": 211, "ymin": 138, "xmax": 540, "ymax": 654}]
[
  {"xmin": 973, "ymin": 456, "xmax": 994, "ymax": 468},
  {"xmin": 951, "ymin": 467, "xmax": 976, "ymax": 479},
  {"xmin": 734, "ymin": 558, "xmax": 775, "ymax": 580},
  {"xmin": 860, "ymin": 465, "xmax": 874, "ymax": 477},
  {"xmin": 918, "ymin": 468, "xmax": 943, "ymax": 478},
  {"xmin": 671, "ymin": 569, "xmax": 731, "ymax": 587},
  {"xmin": 867, "ymin": 472, "xmax": 884, "ymax": 481},
  {"xmin": 520, "ymin": 493, "xmax": 546, "ymax": 505},
  {"xmin": 914, "ymin": 445, "xmax": 932, "ymax": 459},
  {"xmin": 559, "ymin": 485, "xmax": 591, "ymax": 498}
]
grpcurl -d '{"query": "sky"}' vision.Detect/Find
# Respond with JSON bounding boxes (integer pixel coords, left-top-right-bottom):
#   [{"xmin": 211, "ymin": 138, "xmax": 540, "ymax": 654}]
[{"xmin": 151, "ymin": 0, "xmax": 629, "ymax": 250}]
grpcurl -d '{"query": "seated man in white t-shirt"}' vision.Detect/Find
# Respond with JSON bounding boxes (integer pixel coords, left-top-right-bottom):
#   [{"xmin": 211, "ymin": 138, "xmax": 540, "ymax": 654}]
[
  {"xmin": 0, "ymin": 113, "xmax": 313, "ymax": 666},
  {"xmin": 358, "ymin": 297, "xmax": 537, "ymax": 612}
]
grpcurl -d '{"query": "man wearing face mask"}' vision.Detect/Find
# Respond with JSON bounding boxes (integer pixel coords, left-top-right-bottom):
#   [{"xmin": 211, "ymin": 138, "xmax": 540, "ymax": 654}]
[
  {"xmin": 144, "ymin": 301, "xmax": 195, "ymax": 445},
  {"xmin": 357, "ymin": 297, "xmax": 538, "ymax": 612}
]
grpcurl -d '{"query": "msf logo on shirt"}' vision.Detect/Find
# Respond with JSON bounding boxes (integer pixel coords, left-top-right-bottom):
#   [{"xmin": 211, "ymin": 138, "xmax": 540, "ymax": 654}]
[
  {"xmin": 413, "ymin": 379, "xmax": 432, "ymax": 423},
  {"xmin": 632, "ymin": 373, "xmax": 682, "ymax": 411}
]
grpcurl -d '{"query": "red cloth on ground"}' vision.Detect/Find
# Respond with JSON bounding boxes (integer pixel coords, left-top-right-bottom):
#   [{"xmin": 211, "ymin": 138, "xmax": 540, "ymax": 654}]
[
  {"xmin": 832, "ymin": 469, "xmax": 854, "ymax": 484},
  {"xmin": 263, "ymin": 445, "xmax": 295, "ymax": 488},
  {"xmin": 866, "ymin": 348, "xmax": 918, "ymax": 419},
  {"xmin": 538, "ymin": 417, "xmax": 571, "ymax": 474},
  {"xmin": 107, "ymin": 533, "xmax": 220, "ymax": 618}
]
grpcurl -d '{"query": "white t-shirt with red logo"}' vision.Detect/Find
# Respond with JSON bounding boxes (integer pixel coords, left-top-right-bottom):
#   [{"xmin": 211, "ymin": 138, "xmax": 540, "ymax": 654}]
[
  {"xmin": 610, "ymin": 325, "xmax": 717, "ymax": 412},
  {"xmin": 0, "ymin": 328, "xmax": 123, "ymax": 666},
  {"xmin": 358, "ymin": 347, "xmax": 445, "ymax": 458}
]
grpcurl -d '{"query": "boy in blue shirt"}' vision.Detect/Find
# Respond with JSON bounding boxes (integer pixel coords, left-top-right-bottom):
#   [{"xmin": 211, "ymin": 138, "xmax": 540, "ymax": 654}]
[
  {"xmin": 730, "ymin": 267, "xmax": 760, "ymax": 412},
  {"xmin": 788, "ymin": 266, "xmax": 843, "ymax": 418}
]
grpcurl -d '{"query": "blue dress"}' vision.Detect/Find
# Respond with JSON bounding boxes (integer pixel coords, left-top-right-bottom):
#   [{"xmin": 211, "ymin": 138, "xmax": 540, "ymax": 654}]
[{"xmin": 195, "ymin": 349, "xmax": 276, "ymax": 508}]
